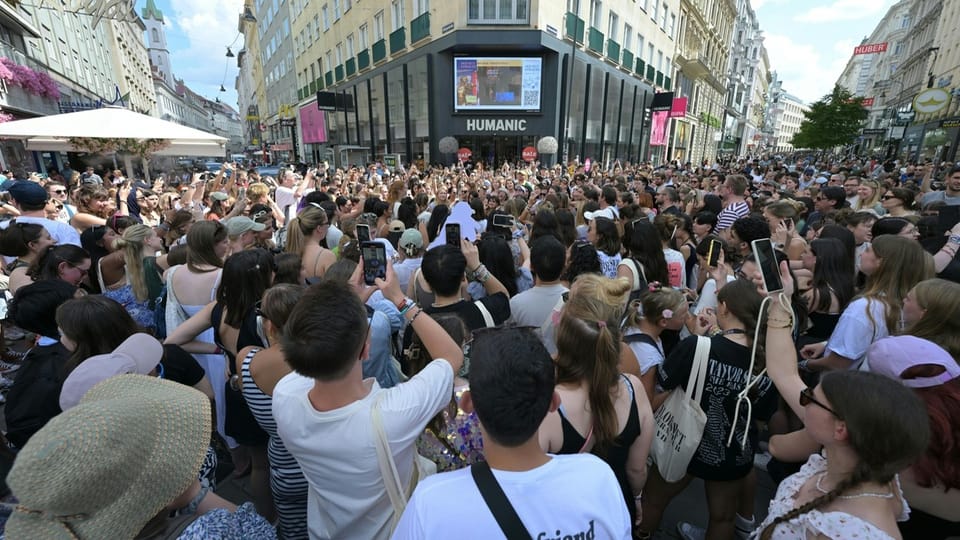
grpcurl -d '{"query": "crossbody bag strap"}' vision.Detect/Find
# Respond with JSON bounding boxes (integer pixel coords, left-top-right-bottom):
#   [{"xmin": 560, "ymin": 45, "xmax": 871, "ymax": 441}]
[
  {"xmin": 371, "ymin": 393, "xmax": 408, "ymax": 518},
  {"xmin": 470, "ymin": 462, "xmax": 532, "ymax": 540},
  {"xmin": 475, "ymin": 299, "xmax": 495, "ymax": 328}
]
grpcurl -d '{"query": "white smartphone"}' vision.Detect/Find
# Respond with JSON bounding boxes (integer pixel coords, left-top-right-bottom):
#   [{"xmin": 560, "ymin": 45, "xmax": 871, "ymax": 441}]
[{"xmin": 752, "ymin": 238, "xmax": 783, "ymax": 293}]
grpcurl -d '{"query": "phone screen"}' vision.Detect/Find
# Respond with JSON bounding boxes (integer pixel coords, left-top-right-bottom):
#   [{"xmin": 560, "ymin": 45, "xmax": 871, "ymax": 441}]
[
  {"xmin": 356, "ymin": 224, "xmax": 370, "ymax": 243},
  {"xmin": 752, "ymin": 239, "xmax": 783, "ymax": 293},
  {"xmin": 492, "ymin": 214, "xmax": 515, "ymax": 229},
  {"xmin": 707, "ymin": 240, "xmax": 721, "ymax": 268},
  {"xmin": 446, "ymin": 223, "xmax": 461, "ymax": 247},
  {"xmin": 361, "ymin": 241, "xmax": 387, "ymax": 285}
]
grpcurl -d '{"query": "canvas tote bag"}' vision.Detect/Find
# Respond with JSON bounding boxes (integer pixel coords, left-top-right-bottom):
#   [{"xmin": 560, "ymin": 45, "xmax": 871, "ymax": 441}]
[{"xmin": 651, "ymin": 335, "xmax": 711, "ymax": 482}]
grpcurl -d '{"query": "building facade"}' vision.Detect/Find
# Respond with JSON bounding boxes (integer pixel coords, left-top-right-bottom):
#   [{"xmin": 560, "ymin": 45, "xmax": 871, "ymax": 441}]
[
  {"xmin": 142, "ymin": 0, "xmax": 174, "ymax": 89},
  {"xmin": 104, "ymin": 16, "xmax": 157, "ymax": 116},
  {"xmin": 772, "ymin": 92, "xmax": 807, "ymax": 153},
  {"xmin": 255, "ymin": 0, "xmax": 297, "ymax": 162},
  {"xmin": 671, "ymin": 0, "xmax": 737, "ymax": 165},
  {"xmin": 720, "ymin": 0, "xmax": 767, "ymax": 157},
  {"xmin": 237, "ymin": 1, "xmax": 268, "ymax": 158},
  {"xmin": 277, "ymin": 0, "xmax": 691, "ymax": 168}
]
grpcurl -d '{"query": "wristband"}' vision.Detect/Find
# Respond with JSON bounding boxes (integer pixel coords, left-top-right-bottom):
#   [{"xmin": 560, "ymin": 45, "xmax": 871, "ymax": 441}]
[
  {"xmin": 949, "ymin": 234, "xmax": 960, "ymax": 245},
  {"xmin": 180, "ymin": 478, "xmax": 212, "ymax": 515}
]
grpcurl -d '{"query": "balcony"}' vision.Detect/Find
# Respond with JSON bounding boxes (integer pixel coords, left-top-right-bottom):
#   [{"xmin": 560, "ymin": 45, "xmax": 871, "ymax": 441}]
[
  {"xmin": 410, "ymin": 12, "xmax": 430, "ymax": 43},
  {"xmin": 345, "ymin": 58, "xmax": 356, "ymax": 76},
  {"xmin": 676, "ymin": 51, "xmax": 711, "ymax": 79},
  {"xmin": 372, "ymin": 39, "xmax": 387, "ymax": 63},
  {"xmin": 298, "ymin": 88, "xmax": 304, "ymax": 100},
  {"xmin": 636, "ymin": 58, "xmax": 646, "ymax": 75},
  {"xmin": 606, "ymin": 39, "xmax": 620, "ymax": 63},
  {"xmin": 389, "ymin": 27, "xmax": 406, "ymax": 54},
  {"xmin": 564, "ymin": 12, "xmax": 585, "ymax": 43},
  {"xmin": 587, "ymin": 27, "xmax": 603, "ymax": 53},
  {"xmin": 335, "ymin": 64, "xmax": 344, "ymax": 81},
  {"xmin": 325, "ymin": 71, "xmax": 334, "ymax": 87},
  {"xmin": 621, "ymin": 50, "xmax": 634, "ymax": 71},
  {"xmin": 655, "ymin": 71, "xmax": 663, "ymax": 87},
  {"xmin": 646, "ymin": 65, "xmax": 655, "ymax": 82},
  {"xmin": 309, "ymin": 81, "xmax": 316, "ymax": 94},
  {"xmin": 664, "ymin": 76, "xmax": 671, "ymax": 91},
  {"xmin": 357, "ymin": 49, "xmax": 370, "ymax": 70},
  {"xmin": 316, "ymin": 77, "xmax": 324, "ymax": 90}
]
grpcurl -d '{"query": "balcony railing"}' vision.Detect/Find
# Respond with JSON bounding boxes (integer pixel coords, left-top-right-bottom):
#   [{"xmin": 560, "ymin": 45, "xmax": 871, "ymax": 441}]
[
  {"xmin": 345, "ymin": 58, "xmax": 356, "ymax": 76},
  {"xmin": 357, "ymin": 49, "xmax": 370, "ymax": 70},
  {"xmin": 564, "ymin": 12, "xmax": 585, "ymax": 43},
  {"xmin": 309, "ymin": 81, "xmax": 316, "ymax": 94},
  {"xmin": 315, "ymin": 77, "xmax": 324, "ymax": 90},
  {"xmin": 372, "ymin": 39, "xmax": 387, "ymax": 63},
  {"xmin": 664, "ymin": 76, "xmax": 672, "ymax": 91},
  {"xmin": 655, "ymin": 71, "xmax": 664, "ymax": 87},
  {"xmin": 335, "ymin": 64, "xmax": 344, "ymax": 81},
  {"xmin": 646, "ymin": 65, "xmax": 655, "ymax": 82},
  {"xmin": 325, "ymin": 71, "xmax": 334, "ymax": 87},
  {"xmin": 606, "ymin": 39, "xmax": 620, "ymax": 62},
  {"xmin": 621, "ymin": 50, "xmax": 634, "ymax": 71},
  {"xmin": 636, "ymin": 58, "xmax": 646, "ymax": 75},
  {"xmin": 587, "ymin": 27, "xmax": 603, "ymax": 53},
  {"xmin": 389, "ymin": 27, "xmax": 406, "ymax": 54},
  {"xmin": 410, "ymin": 12, "xmax": 430, "ymax": 43}
]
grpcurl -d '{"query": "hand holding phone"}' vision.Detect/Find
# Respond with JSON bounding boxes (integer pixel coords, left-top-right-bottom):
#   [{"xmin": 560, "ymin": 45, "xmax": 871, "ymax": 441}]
[
  {"xmin": 356, "ymin": 224, "xmax": 371, "ymax": 243},
  {"xmin": 361, "ymin": 242, "xmax": 387, "ymax": 286},
  {"xmin": 445, "ymin": 223, "xmax": 461, "ymax": 248},
  {"xmin": 752, "ymin": 238, "xmax": 783, "ymax": 293},
  {"xmin": 706, "ymin": 239, "xmax": 722, "ymax": 268}
]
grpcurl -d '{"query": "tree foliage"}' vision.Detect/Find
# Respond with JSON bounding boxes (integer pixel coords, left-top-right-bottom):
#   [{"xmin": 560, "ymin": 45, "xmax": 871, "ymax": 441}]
[{"xmin": 790, "ymin": 85, "xmax": 869, "ymax": 150}]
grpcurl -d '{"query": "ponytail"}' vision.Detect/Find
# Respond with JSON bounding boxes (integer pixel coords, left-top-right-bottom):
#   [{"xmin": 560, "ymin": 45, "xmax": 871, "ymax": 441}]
[
  {"xmin": 285, "ymin": 216, "xmax": 304, "ymax": 255},
  {"xmin": 589, "ymin": 320, "xmax": 621, "ymax": 454}
]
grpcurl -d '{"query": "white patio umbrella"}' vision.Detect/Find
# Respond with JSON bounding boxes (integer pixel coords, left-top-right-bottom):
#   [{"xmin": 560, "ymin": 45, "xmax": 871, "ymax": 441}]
[{"xmin": 0, "ymin": 107, "xmax": 228, "ymax": 179}]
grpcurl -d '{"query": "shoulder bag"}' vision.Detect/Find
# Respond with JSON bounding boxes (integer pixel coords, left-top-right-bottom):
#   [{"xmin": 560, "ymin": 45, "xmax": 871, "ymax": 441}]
[
  {"xmin": 470, "ymin": 462, "xmax": 532, "ymax": 540},
  {"xmin": 651, "ymin": 335, "xmax": 710, "ymax": 482}
]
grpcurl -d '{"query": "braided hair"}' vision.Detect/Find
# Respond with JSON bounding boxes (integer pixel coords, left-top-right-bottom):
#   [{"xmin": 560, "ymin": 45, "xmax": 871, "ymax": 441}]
[{"xmin": 760, "ymin": 371, "xmax": 929, "ymax": 538}]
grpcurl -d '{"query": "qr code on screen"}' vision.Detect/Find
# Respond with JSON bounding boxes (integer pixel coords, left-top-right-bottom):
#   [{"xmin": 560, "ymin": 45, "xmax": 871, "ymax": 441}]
[{"xmin": 523, "ymin": 91, "xmax": 538, "ymax": 107}]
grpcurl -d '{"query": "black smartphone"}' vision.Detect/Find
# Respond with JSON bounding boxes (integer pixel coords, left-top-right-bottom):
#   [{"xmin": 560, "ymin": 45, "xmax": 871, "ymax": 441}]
[
  {"xmin": 356, "ymin": 224, "xmax": 370, "ymax": 243},
  {"xmin": 361, "ymin": 241, "xmax": 387, "ymax": 285},
  {"xmin": 446, "ymin": 223, "xmax": 461, "ymax": 247},
  {"xmin": 492, "ymin": 214, "xmax": 515, "ymax": 229},
  {"xmin": 752, "ymin": 238, "xmax": 783, "ymax": 293},
  {"xmin": 707, "ymin": 239, "xmax": 722, "ymax": 268}
]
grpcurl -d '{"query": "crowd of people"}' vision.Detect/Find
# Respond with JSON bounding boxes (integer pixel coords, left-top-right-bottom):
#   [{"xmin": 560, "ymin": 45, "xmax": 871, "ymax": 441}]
[{"xmin": 0, "ymin": 154, "xmax": 955, "ymax": 539}]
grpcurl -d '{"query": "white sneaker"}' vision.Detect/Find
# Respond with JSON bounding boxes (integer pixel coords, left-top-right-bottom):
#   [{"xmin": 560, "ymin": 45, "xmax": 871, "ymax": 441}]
[{"xmin": 677, "ymin": 522, "xmax": 705, "ymax": 540}]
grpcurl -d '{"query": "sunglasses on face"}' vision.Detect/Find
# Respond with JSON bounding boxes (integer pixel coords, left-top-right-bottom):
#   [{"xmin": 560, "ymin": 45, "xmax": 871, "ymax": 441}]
[
  {"xmin": 51, "ymin": 189, "xmax": 66, "ymax": 194},
  {"xmin": 799, "ymin": 387, "xmax": 840, "ymax": 418},
  {"xmin": 882, "ymin": 195, "xmax": 897, "ymax": 200}
]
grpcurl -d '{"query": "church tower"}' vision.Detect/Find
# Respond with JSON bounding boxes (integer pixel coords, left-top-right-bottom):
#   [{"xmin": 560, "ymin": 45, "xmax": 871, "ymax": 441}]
[{"xmin": 142, "ymin": 0, "xmax": 174, "ymax": 89}]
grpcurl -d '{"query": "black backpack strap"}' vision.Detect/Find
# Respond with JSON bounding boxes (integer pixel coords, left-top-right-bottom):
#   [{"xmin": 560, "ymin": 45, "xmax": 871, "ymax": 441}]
[{"xmin": 470, "ymin": 462, "xmax": 532, "ymax": 540}]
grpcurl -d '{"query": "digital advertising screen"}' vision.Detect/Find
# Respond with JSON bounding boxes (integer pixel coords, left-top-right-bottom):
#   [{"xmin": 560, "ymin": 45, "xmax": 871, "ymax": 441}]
[{"xmin": 454, "ymin": 57, "xmax": 542, "ymax": 111}]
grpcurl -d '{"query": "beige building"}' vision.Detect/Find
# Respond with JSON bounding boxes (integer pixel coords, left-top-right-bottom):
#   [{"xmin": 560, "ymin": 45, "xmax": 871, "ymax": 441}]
[
  {"xmin": 773, "ymin": 92, "xmax": 807, "ymax": 153},
  {"xmin": 104, "ymin": 16, "xmax": 157, "ymax": 115},
  {"xmin": 279, "ymin": 0, "xmax": 675, "ymax": 165},
  {"xmin": 238, "ymin": 2, "xmax": 267, "ymax": 154},
  {"xmin": 671, "ymin": 0, "xmax": 737, "ymax": 165}
]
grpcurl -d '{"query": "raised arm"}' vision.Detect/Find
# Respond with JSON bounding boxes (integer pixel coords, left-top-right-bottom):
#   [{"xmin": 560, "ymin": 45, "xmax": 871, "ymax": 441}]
[{"xmin": 763, "ymin": 261, "xmax": 806, "ymax": 419}]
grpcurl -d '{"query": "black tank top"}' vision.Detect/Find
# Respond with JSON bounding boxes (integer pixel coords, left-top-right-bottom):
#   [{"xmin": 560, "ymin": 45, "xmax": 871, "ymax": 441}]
[{"xmin": 556, "ymin": 374, "xmax": 642, "ymax": 520}]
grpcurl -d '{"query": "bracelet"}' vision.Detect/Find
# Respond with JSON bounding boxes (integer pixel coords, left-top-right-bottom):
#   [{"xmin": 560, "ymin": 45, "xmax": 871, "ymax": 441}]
[
  {"xmin": 399, "ymin": 300, "xmax": 417, "ymax": 316},
  {"xmin": 950, "ymin": 234, "xmax": 960, "ymax": 245},
  {"xmin": 408, "ymin": 306, "xmax": 424, "ymax": 323},
  {"xmin": 475, "ymin": 266, "xmax": 491, "ymax": 283},
  {"xmin": 633, "ymin": 491, "xmax": 643, "ymax": 501},
  {"xmin": 180, "ymin": 478, "xmax": 212, "ymax": 515}
]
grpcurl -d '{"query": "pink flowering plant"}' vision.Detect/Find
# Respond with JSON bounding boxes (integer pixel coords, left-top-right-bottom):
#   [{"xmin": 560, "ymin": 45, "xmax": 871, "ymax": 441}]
[{"xmin": 0, "ymin": 57, "xmax": 60, "ymax": 99}]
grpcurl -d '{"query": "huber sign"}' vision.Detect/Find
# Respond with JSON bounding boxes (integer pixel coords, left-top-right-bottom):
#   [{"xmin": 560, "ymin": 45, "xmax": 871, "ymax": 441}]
[
  {"xmin": 853, "ymin": 43, "xmax": 888, "ymax": 55},
  {"xmin": 465, "ymin": 118, "xmax": 527, "ymax": 132}
]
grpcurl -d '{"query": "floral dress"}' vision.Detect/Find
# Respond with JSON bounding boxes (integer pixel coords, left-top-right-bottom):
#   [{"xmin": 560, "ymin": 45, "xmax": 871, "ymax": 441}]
[{"xmin": 416, "ymin": 384, "xmax": 484, "ymax": 472}]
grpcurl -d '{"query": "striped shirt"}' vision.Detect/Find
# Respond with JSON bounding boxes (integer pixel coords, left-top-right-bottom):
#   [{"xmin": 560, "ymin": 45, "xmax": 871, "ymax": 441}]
[{"xmin": 716, "ymin": 200, "xmax": 750, "ymax": 232}]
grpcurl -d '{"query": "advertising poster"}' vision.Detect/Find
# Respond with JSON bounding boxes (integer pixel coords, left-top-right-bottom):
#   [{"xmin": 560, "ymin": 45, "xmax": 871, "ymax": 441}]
[
  {"xmin": 454, "ymin": 57, "xmax": 542, "ymax": 111},
  {"xmin": 650, "ymin": 110, "xmax": 671, "ymax": 146}
]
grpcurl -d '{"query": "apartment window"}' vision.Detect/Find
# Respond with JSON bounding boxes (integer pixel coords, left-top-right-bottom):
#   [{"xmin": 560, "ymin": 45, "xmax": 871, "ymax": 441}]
[
  {"xmin": 665, "ymin": 57, "xmax": 672, "ymax": 76},
  {"xmin": 900, "ymin": 15, "xmax": 910, "ymax": 28},
  {"xmin": 346, "ymin": 34, "xmax": 354, "ymax": 57},
  {"xmin": 414, "ymin": 0, "xmax": 429, "ymax": 15},
  {"xmin": 567, "ymin": 0, "xmax": 580, "ymax": 16},
  {"xmin": 391, "ymin": 0, "xmax": 403, "ymax": 30},
  {"xmin": 637, "ymin": 33, "xmax": 644, "ymax": 56},
  {"xmin": 359, "ymin": 24, "xmax": 369, "ymax": 49},
  {"xmin": 893, "ymin": 41, "xmax": 903, "ymax": 55},
  {"xmin": 660, "ymin": 4, "xmax": 668, "ymax": 29},
  {"xmin": 336, "ymin": 43, "xmax": 343, "ymax": 65},
  {"xmin": 640, "ymin": 0, "xmax": 648, "ymax": 12},
  {"xmin": 374, "ymin": 10, "xmax": 385, "ymax": 40},
  {"xmin": 344, "ymin": 0, "xmax": 351, "ymax": 12},
  {"xmin": 648, "ymin": 43, "xmax": 654, "ymax": 64},
  {"xmin": 607, "ymin": 12, "xmax": 618, "ymax": 41},
  {"xmin": 652, "ymin": 0, "xmax": 658, "ymax": 22},
  {"xmin": 326, "ymin": 51, "xmax": 333, "ymax": 71},
  {"xmin": 669, "ymin": 13, "xmax": 676, "ymax": 38},
  {"xmin": 467, "ymin": 0, "xmax": 529, "ymax": 24},
  {"xmin": 589, "ymin": 0, "xmax": 602, "ymax": 28},
  {"xmin": 313, "ymin": 15, "xmax": 320, "ymax": 37},
  {"xmin": 623, "ymin": 24, "xmax": 632, "ymax": 50},
  {"xmin": 333, "ymin": 0, "xmax": 340, "ymax": 20},
  {"xmin": 321, "ymin": 5, "xmax": 330, "ymax": 29},
  {"xmin": 657, "ymin": 49, "xmax": 663, "ymax": 70}
]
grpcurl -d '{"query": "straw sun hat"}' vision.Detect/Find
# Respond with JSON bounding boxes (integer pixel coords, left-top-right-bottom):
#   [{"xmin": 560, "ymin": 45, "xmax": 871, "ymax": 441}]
[{"xmin": 6, "ymin": 374, "xmax": 211, "ymax": 539}]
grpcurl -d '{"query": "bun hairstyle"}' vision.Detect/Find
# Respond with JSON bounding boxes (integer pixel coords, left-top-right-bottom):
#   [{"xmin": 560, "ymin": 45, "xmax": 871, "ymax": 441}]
[
  {"xmin": 624, "ymin": 282, "xmax": 686, "ymax": 327},
  {"xmin": 0, "ymin": 221, "xmax": 45, "ymax": 257}
]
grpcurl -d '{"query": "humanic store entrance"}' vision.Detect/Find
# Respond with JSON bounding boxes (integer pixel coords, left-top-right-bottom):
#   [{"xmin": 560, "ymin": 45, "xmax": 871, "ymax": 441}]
[{"xmin": 457, "ymin": 135, "xmax": 540, "ymax": 168}]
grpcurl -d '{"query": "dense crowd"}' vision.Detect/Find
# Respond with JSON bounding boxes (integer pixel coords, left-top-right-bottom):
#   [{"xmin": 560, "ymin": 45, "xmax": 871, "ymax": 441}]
[{"xmin": 0, "ymin": 154, "xmax": 955, "ymax": 539}]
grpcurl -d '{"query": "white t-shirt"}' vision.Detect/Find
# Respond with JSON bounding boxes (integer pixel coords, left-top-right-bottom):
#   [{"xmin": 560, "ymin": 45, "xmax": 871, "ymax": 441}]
[
  {"xmin": 509, "ymin": 283, "xmax": 568, "ymax": 329},
  {"xmin": 391, "ymin": 454, "xmax": 631, "ymax": 540},
  {"xmin": 623, "ymin": 328, "xmax": 664, "ymax": 375},
  {"xmin": 273, "ymin": 359, "xmax": 454, "ymax": 540},
  {"xmin": 275, "ymin": 185, "xmax": 299, "ymax": 223},
  {"xmin": 664, "ymin": 248, "xmax": 686, "ymax": 289},
  {"xmin": 825, "ymin": 297, "xmax": 891, "ymax": 369},
  {"xmin": 693, "ymin": 275, "xmax": 737, "ymax": 316},
  {"xmin": 393, "ymin": 257, "xmax": 422, "ymax": 294},
  {"xmin": 0, "ymin": 215, "xmax": 81, "ymax": 247}
]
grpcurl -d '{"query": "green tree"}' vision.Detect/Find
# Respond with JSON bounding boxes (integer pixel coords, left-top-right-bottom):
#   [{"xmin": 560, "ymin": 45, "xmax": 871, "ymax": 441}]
[{"xmin": 790, "ymin": 85, "xmax": 869, "ymax": 150}]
